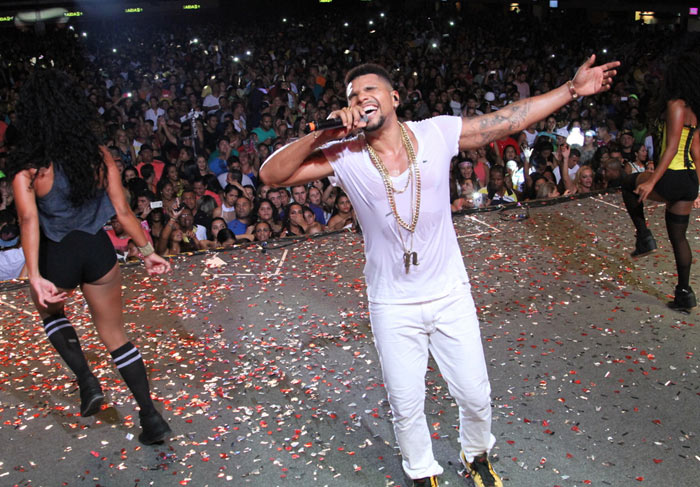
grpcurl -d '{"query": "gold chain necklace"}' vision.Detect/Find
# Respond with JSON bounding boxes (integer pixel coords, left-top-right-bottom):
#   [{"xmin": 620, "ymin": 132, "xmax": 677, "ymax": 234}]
[
  {"xmin": 366, "ymin": 122, "xmax": 421, "ymax": 273},
  {"xmin": 366, "ymin": 122, "xmax": 421, "ymax": 232},
  {"xmin": 366, "ymin": 144, "xmax": 413, "ymax": 194}
]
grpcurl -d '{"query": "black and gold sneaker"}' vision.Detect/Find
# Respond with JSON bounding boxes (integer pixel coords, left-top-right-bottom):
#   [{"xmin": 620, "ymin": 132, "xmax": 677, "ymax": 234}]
[
  {"xmin": 413, "ymin": 476, "xmax": 439, "ymax": 487},
  {"xmin": 460, "ymin": 451, "xmax": 502, "ymax": 487}
]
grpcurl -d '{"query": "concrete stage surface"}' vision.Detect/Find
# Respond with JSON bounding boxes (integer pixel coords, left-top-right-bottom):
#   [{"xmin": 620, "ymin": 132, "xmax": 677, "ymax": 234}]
[{"xmin": 0, "ymin": 192, "xmax": 698, "ymax": 487}]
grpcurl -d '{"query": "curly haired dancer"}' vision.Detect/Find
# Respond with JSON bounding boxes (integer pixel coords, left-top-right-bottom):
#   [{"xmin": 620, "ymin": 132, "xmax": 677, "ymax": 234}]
[{"xmin": 8, "ymin": 69, "xmax": 172, "ymax": 445}]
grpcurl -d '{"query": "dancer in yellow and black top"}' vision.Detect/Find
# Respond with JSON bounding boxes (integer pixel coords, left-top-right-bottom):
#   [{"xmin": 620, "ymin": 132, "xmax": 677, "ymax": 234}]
[
  {"xmin": 8, "ymin": 69, "xmax": 172, "ymax": 444},
  {"xmin": 622, "ymin": 51, "xmax": 700, "ymax": 311}
]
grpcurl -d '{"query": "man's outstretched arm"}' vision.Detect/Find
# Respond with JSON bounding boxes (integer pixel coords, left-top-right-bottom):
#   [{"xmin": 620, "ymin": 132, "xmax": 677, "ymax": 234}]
[
  {"xmin": 460, "ymin": 55, "xmax": 619, "ymax": 150},
  {"xmin": 260, "ymin": 106, "xmax": 367, "ymax": 188},
  {"xmin": 259, "ymin": 134, "xmax": 333, "ymax": 188}
]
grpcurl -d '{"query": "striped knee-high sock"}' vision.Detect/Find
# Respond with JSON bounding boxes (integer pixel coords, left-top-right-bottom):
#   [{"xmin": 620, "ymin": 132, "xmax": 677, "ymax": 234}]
[
  {"xmin": 42, "ymin": 314, "xmax": 92, "ymax": 383},
  {"xmin": 110, "ymin": 342, "xmax": 156, "ymax": 416}
]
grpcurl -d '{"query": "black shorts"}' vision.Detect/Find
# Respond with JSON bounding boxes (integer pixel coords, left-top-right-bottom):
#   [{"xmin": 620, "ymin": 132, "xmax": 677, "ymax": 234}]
[
  {"xmin": 654, "ymin": 169, "xmax": 699, "ymax": 202},
  {"xmin": 39, "ymin": 229, "xmax": 117, "ymax": 289}
]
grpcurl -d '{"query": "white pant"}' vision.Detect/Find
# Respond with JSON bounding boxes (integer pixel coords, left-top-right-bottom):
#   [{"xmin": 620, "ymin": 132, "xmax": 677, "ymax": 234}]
[{"xmin": 369, "ymin": 282, "xmax": 496, "ymax": 479}]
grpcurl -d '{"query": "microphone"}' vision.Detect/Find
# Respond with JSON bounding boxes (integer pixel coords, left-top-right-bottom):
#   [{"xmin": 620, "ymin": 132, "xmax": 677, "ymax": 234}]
[{"xmin": 305, "ymin": 114, "xmax": 368, "ymax": 133}]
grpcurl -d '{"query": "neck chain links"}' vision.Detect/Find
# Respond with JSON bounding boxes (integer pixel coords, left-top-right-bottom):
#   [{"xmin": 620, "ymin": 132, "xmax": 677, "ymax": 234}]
[{"xmin": 365, "ymin": 122, "xmax": 421, "ymax": 233}]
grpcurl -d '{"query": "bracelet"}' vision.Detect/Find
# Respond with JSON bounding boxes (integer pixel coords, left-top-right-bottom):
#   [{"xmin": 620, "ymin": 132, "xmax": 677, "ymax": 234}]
[
  {"xmin": 566, "ymin": 80, "xmax": 578, "ymax": 100},
  {"xmin": 138, "ymin": 241, "xmax": 155, "ymax": 257}
]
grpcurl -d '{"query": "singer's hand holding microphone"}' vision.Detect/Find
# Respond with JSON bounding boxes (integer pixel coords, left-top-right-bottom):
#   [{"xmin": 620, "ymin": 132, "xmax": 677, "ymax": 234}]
[{"xmin": 305, "ymin": 106, "xmax": 368, "ymax": 136}]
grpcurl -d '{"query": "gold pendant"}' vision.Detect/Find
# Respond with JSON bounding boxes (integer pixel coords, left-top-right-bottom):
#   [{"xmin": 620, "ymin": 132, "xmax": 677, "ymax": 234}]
[{"xmin": 403, "ymin": 251, "xmax": 419, "ymax": 273}]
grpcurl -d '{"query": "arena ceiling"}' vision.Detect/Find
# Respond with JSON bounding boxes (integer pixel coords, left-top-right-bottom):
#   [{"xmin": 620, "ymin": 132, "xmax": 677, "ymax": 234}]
[{"xmin": 0, "ymin": 0, "xmax": 696, "ymax": 17}]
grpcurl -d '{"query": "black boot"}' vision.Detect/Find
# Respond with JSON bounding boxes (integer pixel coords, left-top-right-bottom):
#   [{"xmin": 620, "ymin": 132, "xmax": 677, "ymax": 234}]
[
  {"xmin": 138, "ymin": 410, "xmax": 171, "ymax": 445},
  {"xmin": 631, "ymin": 231, "xmax": 657, "ymax": 257},
  {"xmin": 79, "ymin": 374, "xmax": 104, "ymax": 417},
  {"xmin": 668, "ymin": 285, "xmax": 697, "ymax": 311}
]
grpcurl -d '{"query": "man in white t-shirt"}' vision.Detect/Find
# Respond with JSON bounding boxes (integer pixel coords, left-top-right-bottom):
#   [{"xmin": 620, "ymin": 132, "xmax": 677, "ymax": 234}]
[
  {"xmin": 202, "ymin": 82, "xmax": 221, "ymax": 113},
  {"xmin": 144, "ymin": 97, "xmax": 165, "ymax": 131},
  {"xmin": 260, "ymin": 58, "xmax": 618, "ymax": 487},
  {"xmin": 552, "ymin": 146, "xmax": 581, "ymax": 184}
]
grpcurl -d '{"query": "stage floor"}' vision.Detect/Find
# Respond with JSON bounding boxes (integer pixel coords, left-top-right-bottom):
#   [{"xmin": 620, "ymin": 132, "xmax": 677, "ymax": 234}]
[{"xmin": 0, "ymin": 192, "xmax": 698, "ymax": 487}]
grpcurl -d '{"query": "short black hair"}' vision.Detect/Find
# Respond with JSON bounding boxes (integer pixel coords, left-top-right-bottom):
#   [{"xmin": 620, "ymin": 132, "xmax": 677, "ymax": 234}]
[
  {"xmin": 489, "ymin": 165, "xmax": 506, "ymax": 176},
  {"xmin": 140, "ymin": 163, "xmax": 155, "ymax": 180},
  {"xmin": 216, "ymin": 228, "xmax": 237, "ymax": 244},
  {"xmin": 344, "ymin": 63, "xmax": 393, "ymax": 91}
]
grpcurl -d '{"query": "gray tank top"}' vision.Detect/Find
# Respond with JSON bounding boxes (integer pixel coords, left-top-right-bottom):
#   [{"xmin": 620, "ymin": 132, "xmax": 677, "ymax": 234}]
[{"xmin": 36, "ymin": 163, "xmax": 116, "ymax": 242}]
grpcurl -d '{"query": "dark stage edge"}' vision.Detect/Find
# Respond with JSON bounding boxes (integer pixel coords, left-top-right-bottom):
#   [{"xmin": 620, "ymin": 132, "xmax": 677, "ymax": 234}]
[{"xmin": 0, "ymin": 193, "xmax": 698, "ymax": 487}]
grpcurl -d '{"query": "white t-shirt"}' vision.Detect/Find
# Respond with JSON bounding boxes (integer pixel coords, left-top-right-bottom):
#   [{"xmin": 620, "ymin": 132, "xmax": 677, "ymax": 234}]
[
  {"xmin": 0, "ymin": 248, "xmax": 25, "ymax": 281},
  {"xmin": 145, "ymin": 107, "xmax": 165, "ymax": 130},
  {"xmin": 323, "ymin": 116, "xmax": 469, "ymax": 304},
  {"xmin": 523, "ymin": 129, "xmax": 538, "ymax": 148},
  {"xmin": 217, "ymin": 172, "xmax": 254, "ymax": 191},
  {"xmin": 553, "ymin": 164, "xmax": 580, "ymax": 184},
  {"xmin": 203, "ymin": 94, "xmax": 219, "ymax": 109}
]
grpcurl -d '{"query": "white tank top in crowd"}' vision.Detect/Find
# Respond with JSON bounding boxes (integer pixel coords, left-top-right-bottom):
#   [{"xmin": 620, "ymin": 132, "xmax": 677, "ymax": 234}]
[
  {"xmin": 324, "ymin": 115, "xmax": 469, "ymax": 304},
  {"xmin": 220, "ymin": 203, "xmax": 236, "ymax": 223}
]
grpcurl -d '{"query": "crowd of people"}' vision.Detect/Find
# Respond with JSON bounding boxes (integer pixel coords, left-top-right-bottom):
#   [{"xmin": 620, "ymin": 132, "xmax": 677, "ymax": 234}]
[
  {"xmin": 1, "ymin": 5, "xmax": 699, "ymax": 485},
  {"xmin": 0, "ymin": 7, "xmax": 696, "ymax": 274}
]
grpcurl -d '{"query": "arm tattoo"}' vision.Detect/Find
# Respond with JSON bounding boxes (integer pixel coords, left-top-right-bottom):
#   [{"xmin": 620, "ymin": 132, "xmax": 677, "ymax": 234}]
[{"xmin": 473, "ymin": 102, "xmax": 531, "ymax": 146}]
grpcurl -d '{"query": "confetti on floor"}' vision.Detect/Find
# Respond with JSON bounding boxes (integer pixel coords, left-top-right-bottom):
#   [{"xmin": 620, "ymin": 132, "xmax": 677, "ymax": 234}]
[{"xmin": 0, "ymin": 194, "xmax": 697, "ymax": 486}]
